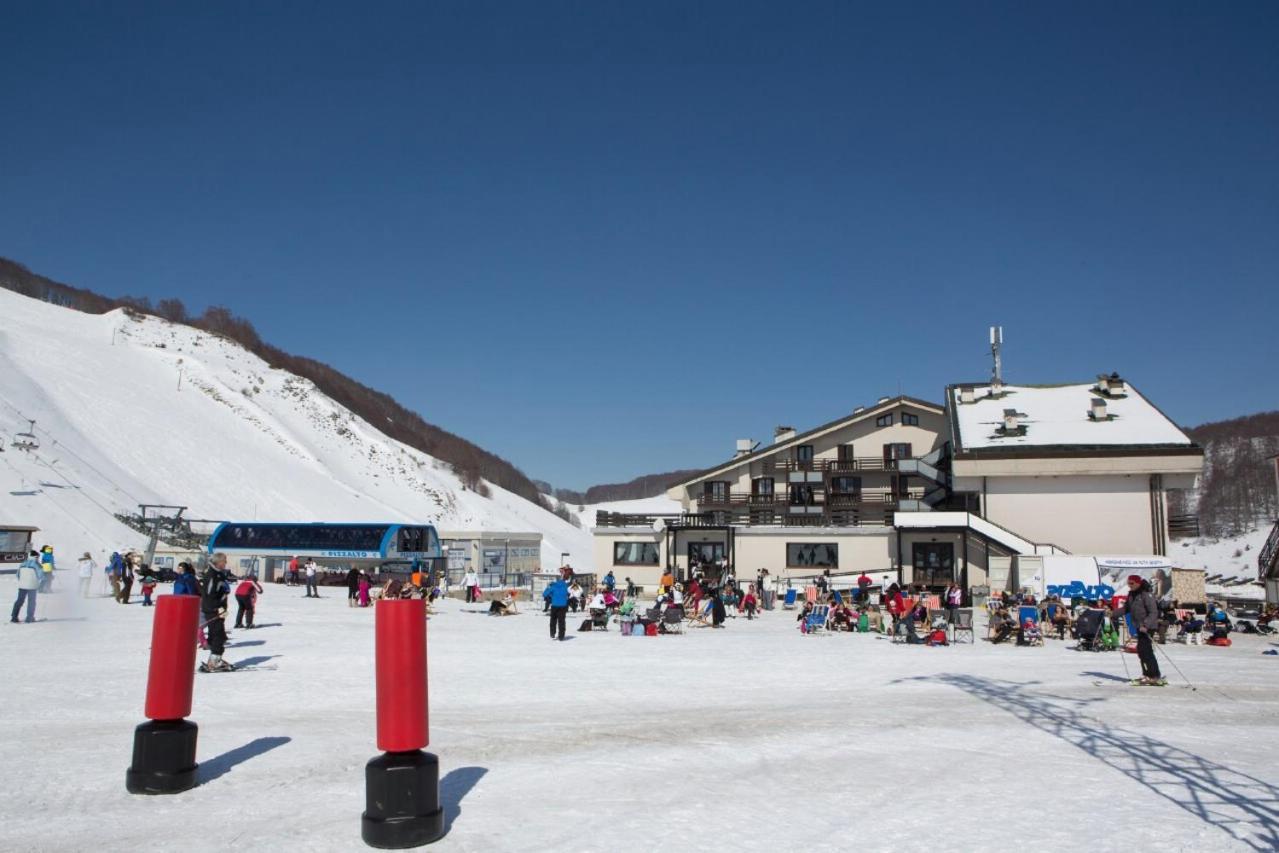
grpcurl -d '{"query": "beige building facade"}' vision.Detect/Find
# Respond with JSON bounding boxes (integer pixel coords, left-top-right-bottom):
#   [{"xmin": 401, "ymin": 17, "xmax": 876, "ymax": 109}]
[{"xmin": 592, "ymin": 374, "xmax": 1204, "ymax": 596}]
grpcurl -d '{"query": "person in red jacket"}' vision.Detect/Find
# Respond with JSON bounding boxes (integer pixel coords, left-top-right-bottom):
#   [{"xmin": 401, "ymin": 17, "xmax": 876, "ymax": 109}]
[
  {"xmin": 234, "ymin": 576, "xmax": 264, "ymax": 629},
  {"xmin": 885, "ymin": 583, "xmax": 906, "ymax": 633}
]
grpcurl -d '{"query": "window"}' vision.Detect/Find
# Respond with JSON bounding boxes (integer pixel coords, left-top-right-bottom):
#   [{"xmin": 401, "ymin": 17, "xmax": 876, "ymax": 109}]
[
  {"xmin": 902, "ymin": 412, "xmax": 919, "ymax": 426},
  {"xmin": 789, "ymin": 484, "xmax": 816, "ymax": 504},
  {"xmin": 912, "ymin": 542, "xmax": 954, "ymax": 588},
  {"xmin": 614, "ymin": 542, "xmax": 659, "ymax": 565},
  {"xmin": 795, "ymin": 445, "xmax": 814, "ymax": 464},
  {"xmin": 703, "ymin": 481, "xmax": 729, "ymax": 502},
  {"xmin": 838, "ymin": 444, "xmax": 856, "ymax": 461},
  {"xmin": 830, "ymin": 476, "xmax": 862, "ymax": 495},
  {"xmin": 787, "ymin": 542, "xmax": 838, "ymax": 568},
  {"xmin": 883, "ymin": 443, "xmax": 912, "ymax": 465},
  {"xmin": 688, "ymin": 542, "xmax": 725, "ymax": 565},
  {"xmin": 876, "ymin": 413, "xmax": 893, "ymax": 427},
  {"xmin": 751, "ymin": 477, "xmax": 774, "ymax": 498}
]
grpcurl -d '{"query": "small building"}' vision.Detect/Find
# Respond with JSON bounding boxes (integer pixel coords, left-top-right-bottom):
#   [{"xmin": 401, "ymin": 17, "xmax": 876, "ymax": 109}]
[
  {"xmin": 438, "ymin": 531, "xmax": 542, "ymax": 587},
  {"xmin": 0, "ymin": 524, "xmax": 40, "ymax": 565}
]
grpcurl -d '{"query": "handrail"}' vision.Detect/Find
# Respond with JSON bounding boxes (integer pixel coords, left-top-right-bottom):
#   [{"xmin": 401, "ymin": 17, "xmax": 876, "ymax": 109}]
[{"xmin": 1260, "ymin": 519, "xmax": 1279, "ymax": 578}]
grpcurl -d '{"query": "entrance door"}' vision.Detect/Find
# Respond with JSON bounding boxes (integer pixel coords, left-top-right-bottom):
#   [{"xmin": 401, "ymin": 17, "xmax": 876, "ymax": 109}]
[
  {"xmin": 688, "ymin": 542, "xmax": 725, "ymax": 570},
  {"xmin": 912, "ymin": 542, "xmax": 954, "ymax": 589}
]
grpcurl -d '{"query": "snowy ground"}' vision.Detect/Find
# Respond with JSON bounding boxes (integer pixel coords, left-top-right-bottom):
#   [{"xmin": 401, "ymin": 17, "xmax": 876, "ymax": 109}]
[{"xmin": 3, "ymin": 573, "xmax": 1278, "ymax": 853}]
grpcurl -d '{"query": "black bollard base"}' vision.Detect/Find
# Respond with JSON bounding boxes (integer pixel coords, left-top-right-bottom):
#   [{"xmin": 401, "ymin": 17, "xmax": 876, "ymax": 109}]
[
  {"xmin": 126, "ymin": 719, "xmax": 199, "ymax": 795},
  {"xmin": 361, "ymin": 750, "xmax": 444, "ymax": 849}
]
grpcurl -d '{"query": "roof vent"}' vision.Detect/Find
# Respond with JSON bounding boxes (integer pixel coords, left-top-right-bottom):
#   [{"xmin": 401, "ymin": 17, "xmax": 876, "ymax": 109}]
[
  {"xmin": 735, "ymin": 439, "xmax": 754, "ymax": 458},
  {"xmin": 853, "ymin": 406, "xmax": 866, "ymax": 414},
  {"xmin": 774, "ymin": 426, "xmax": 796, "ymax": 444},
  {"xmin": 995, "ymin": 408, "xmax": 1027, "ymax": 437},
  {"xmin": 1089, "ymin": 398, "xmax": 1110, "ymax": 421},
  {"xmin": 877, "ymin": 396, "xmax": 891, "ymax": 404},
  {"xmin": 1095, "ymin": 372, "xmax": 1128, "ymax": 398},
  {"xmin": 959, "ymin": 387, "xmax": 975, "ymax": 405}
]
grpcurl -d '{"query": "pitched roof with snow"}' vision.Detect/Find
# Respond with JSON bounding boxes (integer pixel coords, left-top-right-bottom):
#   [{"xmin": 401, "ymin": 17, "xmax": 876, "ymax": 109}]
[
  {"xmin": 948, "ymin": 380, "xmax": 1197, "ymax": 455},
  {"xmin": 669, "ymin": 395, "xmax": 943, "ymax": 489}
]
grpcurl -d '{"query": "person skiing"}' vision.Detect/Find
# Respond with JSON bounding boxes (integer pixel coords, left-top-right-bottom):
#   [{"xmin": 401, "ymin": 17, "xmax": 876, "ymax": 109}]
[
  {"xmin": 107, "ymin": 550, "xmax": 125, "ymax": 600},
  {"xmin": 1123, "ymin": 574, "xmax": 1165, "ymax": 685},
  {"xmin": 37, "ymin": 545, "xmax": 55, "ymax": 592},
  {"xmin": 346, "ymin": 566, "xmax": 360, "ymax": 607},
  {"xmin": 77, "ymin": 552, "xmax": 96, "ymax": 598},
  {"xmin": 118, "ymin": 553, "xmax": 137, "ymax": 604},
  {"xmin": 200, "ymin": 553, "xmax": 235, "ymax": 673},
  {"xmin": 543, "ymin": 574, "xmax": 570, "ymax": 640},
  {"xmin": 304, "ymin": 558, "xmax": 319, "ymax": 598},
  {"xmin": 10, "ymin": 551, "xmax": 41, "ymax": 623},
  {"xmin": 234, "ymin": 575, "xmax": 264, "ymax": 628}
]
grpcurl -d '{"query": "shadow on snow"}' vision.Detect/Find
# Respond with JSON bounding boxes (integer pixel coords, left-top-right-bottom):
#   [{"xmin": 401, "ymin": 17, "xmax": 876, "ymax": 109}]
[{"xmin": 897, "ymin": 673, "xmax": 1279, "ymax": 851}]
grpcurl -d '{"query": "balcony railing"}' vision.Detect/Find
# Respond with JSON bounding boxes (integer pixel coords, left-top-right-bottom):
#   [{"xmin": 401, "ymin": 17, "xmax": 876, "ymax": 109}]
[
  {"xmin": 769, "ymin": 457, "xmax": 901, "ymax": 474},
  {"xmin": 699, "ymin": 488, "xmax": 923, "ymax": 510}
]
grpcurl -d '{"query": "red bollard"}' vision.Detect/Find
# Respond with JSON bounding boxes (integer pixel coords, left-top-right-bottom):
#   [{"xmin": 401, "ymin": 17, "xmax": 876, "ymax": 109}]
[
  {"xmin": 362, "ymin": 598, "xmax": 443, "ymax": 848},
  {"xmin": 127, "ymin": 594, "xmax": 201, "ymax": 794}
]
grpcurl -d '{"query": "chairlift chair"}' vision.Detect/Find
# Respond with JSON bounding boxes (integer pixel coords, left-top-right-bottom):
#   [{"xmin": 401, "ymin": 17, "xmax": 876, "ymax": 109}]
[{"xmin": 11, "ymin": 420, "xmax": 39, "ymax": 452}]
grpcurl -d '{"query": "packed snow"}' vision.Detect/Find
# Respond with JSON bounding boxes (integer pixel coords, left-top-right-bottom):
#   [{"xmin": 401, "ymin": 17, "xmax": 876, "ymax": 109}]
[
  {"xmin": 0, "ymin": 288, "xmax": 593, "ymax": 570},
  {"xmin": 952, "ymin": 383, "xmax": 1193, "ymax": 449},
  {"xmin": 2, "ymin": 574, "xmax": 1277, "ymax": 852}
]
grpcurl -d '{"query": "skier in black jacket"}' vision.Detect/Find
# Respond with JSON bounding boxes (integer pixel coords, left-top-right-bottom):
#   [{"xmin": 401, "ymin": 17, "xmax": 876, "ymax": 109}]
[
  {"xmin": 200, "ymin": 553, "xmax": 234, "ymax": 673},
  {"xmin": 1123, "ymin": 575, "xmax": 1164, "ymax": 685}
]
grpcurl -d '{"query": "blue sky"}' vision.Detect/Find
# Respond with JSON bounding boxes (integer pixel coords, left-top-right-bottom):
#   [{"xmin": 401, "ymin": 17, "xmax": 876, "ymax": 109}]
[{"xmin": 2, "ymin": 2, "xmax": 1276, "ymax": 489}]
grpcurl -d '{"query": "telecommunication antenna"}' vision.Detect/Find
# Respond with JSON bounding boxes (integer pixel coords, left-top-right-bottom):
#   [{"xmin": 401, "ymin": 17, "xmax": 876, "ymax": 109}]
[{"xmin": 990, "ymin": 326, "xmax": 1004, "ymax": 390}]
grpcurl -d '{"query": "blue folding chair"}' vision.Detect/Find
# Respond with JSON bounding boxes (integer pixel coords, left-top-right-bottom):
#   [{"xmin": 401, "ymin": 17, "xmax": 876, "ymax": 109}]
[{"xmin": 783, "ymin": 588, "xmax": 798, "ymax": 609}]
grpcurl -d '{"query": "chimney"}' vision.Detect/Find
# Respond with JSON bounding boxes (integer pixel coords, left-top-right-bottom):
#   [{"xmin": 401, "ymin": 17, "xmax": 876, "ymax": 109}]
[
  {"xmin": 1090, "ymin": 398, "xmax": 1108, "ymax": 421},
  {"xmin": 959, "ymin": 387, "xmax": 975, "ymax": 405},
  {"xmin": 1002, "ymin": 408, "xmax": 1020, "ymax": 433},
  {"xmin": 1107, "ymin": 372, "xmax": 1126, "ymax": 396},
  {"xmin": 774, "ymin": 426, "xmax": 796, "ymax": 444},
  {"xmin": 735, "ymin": 439, "xmax": 753, "ymax": 458}
]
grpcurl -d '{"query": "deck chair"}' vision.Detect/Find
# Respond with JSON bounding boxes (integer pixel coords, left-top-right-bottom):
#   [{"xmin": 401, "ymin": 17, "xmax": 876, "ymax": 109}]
[
  {"xmin": 687, "ymin": 600, "xmax": 714, "ymax": 628},
  {"xmin": 661, "ymin": 607, "xmax": 684, "ymax": 634},
  {"xmin": 782, "ymin": 588, "xmax": 798, "ymax": 609},
  {"xmin": 805, "ymin": 586, "xmax": 819, "ymax": 605},
  {"xmin": 802, "ymin": 605, "xmax": 831, "ymax": 635},
  {"xmin": 832, "ymin": 590, "xmax": 844, "ymax": 606},
  {"xmin": 589, "ymin": 608, "xmax": 609, "ymax": 631},
  {"xmin": 951, "ymin": 608, "xmax": 974, "ymax": 644}
]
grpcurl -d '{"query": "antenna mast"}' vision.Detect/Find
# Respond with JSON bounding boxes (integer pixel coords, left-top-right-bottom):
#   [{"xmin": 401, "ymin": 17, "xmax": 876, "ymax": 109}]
[{"xmin": 990, "ymin": 326, "xmax": 1004, "ymax": 390}]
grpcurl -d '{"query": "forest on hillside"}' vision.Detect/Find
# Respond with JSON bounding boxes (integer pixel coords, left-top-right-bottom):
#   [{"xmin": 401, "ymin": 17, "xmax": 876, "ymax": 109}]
[{"xmin": 1170, "ymin": 411, "xmax": 1279, "ymax": 537}]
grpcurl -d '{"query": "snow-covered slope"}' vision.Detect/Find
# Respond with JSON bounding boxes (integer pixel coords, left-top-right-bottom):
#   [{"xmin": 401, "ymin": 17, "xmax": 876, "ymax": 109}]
[{"xmin": 0, "ymin": 288, "xmax": 591, "ymax": 567}]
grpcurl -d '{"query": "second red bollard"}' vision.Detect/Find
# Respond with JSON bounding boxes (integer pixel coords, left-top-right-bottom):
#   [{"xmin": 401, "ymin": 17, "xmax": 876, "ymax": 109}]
[
  {"xmin": 362, "ymin": 597, "xmax": 443, "ymax": 848},
  {"xmin": 127, "ymin": 594, "xmax": 201, "ymax": 794}
]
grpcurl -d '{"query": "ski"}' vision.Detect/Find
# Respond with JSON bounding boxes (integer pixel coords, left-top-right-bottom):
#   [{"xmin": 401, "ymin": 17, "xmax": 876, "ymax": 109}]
[{"xmin": 198, "ymin": 663, "xmax": 277, "ymax": 673}]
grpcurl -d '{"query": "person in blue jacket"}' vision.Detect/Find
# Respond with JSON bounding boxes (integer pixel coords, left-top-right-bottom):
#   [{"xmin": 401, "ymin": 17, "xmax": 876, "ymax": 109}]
[
  {"xmin": 543, "ymin": 576, "xmax": 570, "ymax": 641},
  {"xmin": 173, "ymin": 562, "xmax": 200, "ymax": 596}
]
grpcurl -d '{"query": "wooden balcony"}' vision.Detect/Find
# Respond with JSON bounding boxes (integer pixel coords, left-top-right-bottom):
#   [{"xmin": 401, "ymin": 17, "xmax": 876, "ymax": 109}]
[{"xmin": 768, "ymin": 457, "xmax": 900, "ymax": 474}]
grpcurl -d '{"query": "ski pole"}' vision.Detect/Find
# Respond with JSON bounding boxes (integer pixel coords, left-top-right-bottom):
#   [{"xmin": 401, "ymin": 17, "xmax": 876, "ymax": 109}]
[{"xmin": 1154, "ymin": 643, "xmax": 1199, "ymax": 693}]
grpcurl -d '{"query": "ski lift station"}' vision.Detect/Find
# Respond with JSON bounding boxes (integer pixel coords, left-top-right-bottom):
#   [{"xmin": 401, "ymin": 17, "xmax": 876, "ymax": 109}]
[{"xmin": 0, "ymin": 525, "xmax": 39, "ymax": 565}]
